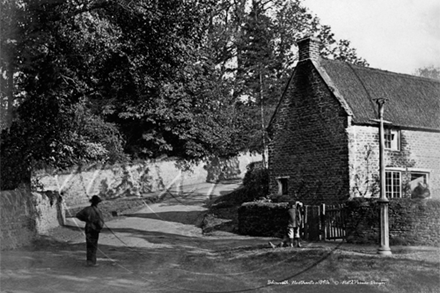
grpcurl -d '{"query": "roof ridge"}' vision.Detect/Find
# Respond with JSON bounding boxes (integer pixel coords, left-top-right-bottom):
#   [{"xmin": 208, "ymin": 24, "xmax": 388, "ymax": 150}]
[{"xmin": 321, "ymin": 58, "xmax": 440, "ymax": 84}]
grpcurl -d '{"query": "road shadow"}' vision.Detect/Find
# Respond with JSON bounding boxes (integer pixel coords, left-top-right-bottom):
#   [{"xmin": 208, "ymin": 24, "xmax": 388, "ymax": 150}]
[
  {"xmin": 4, "ymin": 227, "xmax": 439, "ymax": 293},
  {"xmin": 214, "ymin": 178, "xmax": 242, "ymax": 185},
  {"xmin": 155, "ymin": 189, "xmax": 211, "ymax": 207},
  {"xmin": 122, "ymin": 210, "xmax": 206, "ymax": 226},
  {"xmin": 156, "ymin": 180, "xmax": 243, "ymax": 208},
  {"xmin": 31, "ymin": 227, "xmax": 274, "ymax": 255}
]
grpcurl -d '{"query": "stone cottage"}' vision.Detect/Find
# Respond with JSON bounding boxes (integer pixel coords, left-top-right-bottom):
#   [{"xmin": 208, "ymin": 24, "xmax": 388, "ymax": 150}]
[{"xmin": 267, "ymin": 37, "xmax": 440, "ymax": 204}]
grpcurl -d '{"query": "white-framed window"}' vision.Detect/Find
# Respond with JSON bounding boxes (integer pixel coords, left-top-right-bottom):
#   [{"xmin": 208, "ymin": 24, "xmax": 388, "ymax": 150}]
[
  {"xmin": 384, "ymin": 128, "xmax": 400, "ymax": 150},
  {"xmin": 276, "ymin": 177, "xmax": 289, "ymax": 195},
  {"xmin": 385, "ymin": 170, "xmax": 401, "ymax": 198},
  {"xmin": 384, "ymin": 169, "xmax": 431, "ymax": 199}
]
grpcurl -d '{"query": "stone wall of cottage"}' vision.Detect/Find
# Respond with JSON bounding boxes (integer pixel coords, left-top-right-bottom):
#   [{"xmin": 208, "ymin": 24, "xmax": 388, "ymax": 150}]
[
  {"xmin": 269, "ymin": 61, "xmax": 350, "ymax": 204},
  {"xmin": 348, "ymin": 125, "xmax": 380, "ymax": 198},
  {"xmin": 348, "ymin": 125, "xmax": 440, "ymax": 199},
  {"xmin": 403, "ymin": 130, "xmax": 440, "ymax": 198}
]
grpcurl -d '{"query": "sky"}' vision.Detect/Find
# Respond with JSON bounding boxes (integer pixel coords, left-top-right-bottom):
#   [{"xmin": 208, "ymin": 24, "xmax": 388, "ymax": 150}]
[{"xmin": 303, "ymin": 0, "xmax": 440, "ymax": 75}]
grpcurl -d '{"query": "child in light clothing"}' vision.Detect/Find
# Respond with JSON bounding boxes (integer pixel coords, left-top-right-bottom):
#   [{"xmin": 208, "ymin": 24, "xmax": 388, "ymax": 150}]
[{"xmin": 270, "ymin": 201, "xmax": 303, "ymax": 248}]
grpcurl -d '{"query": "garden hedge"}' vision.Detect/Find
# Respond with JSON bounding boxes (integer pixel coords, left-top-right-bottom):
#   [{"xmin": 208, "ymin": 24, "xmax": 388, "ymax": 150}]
[
  {"xmin": 345, "ymin": 198, "xmax": 440, "ymax": 246},
  {"xmin": 238, "ymin": 198, "xmax": 440, "ymax": 246},
  {"xmin": 238, "ymin": 202, "xmax": 291, "ymax": 237}
]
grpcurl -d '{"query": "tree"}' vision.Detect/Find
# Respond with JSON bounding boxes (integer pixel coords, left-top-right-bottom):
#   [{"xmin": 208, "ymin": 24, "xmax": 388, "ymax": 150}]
[
  {"xmin": 414, "ymin": 66, "xmax": 440, "ymax": 80},
  {"xmin": 1, "ymin": 0, "xmax": 24, "ymax": 130},
  {"xmin": 1, "ymin": 0, "xmax": 369, "ymax": 190},
  {"xmin": 205, "ymin": 0, "xmax": 369, "ymax": 157},
  {"xmin": 0, "ymin": 0, "xmax": 235, "ymax": 189}
]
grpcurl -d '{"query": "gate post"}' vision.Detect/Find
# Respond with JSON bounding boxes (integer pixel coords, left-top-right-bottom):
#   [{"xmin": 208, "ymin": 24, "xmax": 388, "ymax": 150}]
[
  {"xmin": 303, "ymin": 205, "xmax": 308, "ymax": 240},
  {"xmin": 320, "ymin": 203, "xmax": 326, "ymax": 241}
]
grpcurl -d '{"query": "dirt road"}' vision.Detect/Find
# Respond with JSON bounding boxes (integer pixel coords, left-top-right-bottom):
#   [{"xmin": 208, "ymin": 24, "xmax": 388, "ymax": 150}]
[
  {"xmin": 1, "ymin": 180, "xmax": 439, "ymax": 293},
  {"xmin": 1, "ymin": 181, "xmax": 280, "ymax": 293}
]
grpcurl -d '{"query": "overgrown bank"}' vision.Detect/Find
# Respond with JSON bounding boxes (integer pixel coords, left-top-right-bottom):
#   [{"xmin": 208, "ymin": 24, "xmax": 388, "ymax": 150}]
[{"xmin": 201, "ymin": 163, "xmax": 269, "ymax": 235}]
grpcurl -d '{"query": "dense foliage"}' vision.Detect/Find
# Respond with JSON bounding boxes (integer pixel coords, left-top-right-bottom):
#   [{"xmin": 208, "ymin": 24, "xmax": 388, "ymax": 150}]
[
  {"xmin": 1, "ymin": 0, "xmax": 369, "ymax": 190},
  {"xmin": 414, "ymin": 66, "xmax": 440, "ymax": 80},
  {"xmin": 242, "ymin": 162, "xmax": 270, "ymax": 201},
  {"xmin": 207, "ymin": 0, "xmax": 368, "ymax": 164}
]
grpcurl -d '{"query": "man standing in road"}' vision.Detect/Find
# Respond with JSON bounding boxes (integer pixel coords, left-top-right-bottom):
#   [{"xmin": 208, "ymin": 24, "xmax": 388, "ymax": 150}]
[{"xmin": 76, "ymin": 195, "xmax": 105, "ymax": 267}]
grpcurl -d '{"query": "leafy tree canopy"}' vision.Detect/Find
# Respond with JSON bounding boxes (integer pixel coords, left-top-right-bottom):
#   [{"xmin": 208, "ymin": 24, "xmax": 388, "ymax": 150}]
[
  {"xmin": 1, "ymin": 0, "xmax": 222, "ymax": 189},
  {"xmin": 207, "ymin": 0, "xmax": 369, "ymax": 156},
  {"xmin": 0, "ymin": 0, "xmax": 368, "ymax": 189},
  {"xmin": 414, "ymin": 65, "xmax": 440, "ymax": 80}
]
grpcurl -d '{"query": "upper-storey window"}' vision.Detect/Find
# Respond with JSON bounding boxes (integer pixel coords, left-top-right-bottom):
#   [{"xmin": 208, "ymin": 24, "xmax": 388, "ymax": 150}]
[{"xmin": 384, "ymin": 128, "xmax": 400, "ymax": 150}]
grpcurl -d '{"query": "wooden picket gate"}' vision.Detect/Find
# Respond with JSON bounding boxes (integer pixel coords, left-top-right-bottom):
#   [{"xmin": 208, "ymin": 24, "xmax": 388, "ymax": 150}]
[
  {"xmin": 302, "ymin": 204, "xmax": 346, "ymax": 241},
  {"xmin": 322, "ymin": 204, "xmax": 346, "ymax": 240}
]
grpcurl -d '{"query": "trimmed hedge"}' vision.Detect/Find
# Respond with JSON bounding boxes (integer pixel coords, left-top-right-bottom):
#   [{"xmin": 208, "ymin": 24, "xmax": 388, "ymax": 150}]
[
  {"xmin": 238, "ymin": 202, "xmax": 290, "ymax": 237},
  {"xmin": 238, "ymin": 198, "xmax": 440, "ymax": 246},
  {"xmin": 345, "ymin": 198, "xmax": 440, "ymax": 246}
]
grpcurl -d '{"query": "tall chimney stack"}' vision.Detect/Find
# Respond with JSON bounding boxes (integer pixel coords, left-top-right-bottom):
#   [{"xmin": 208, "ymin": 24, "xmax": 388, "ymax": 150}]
[{"xmin": 297, "ymin": 36, "xmax": 320, "ymax": 63}]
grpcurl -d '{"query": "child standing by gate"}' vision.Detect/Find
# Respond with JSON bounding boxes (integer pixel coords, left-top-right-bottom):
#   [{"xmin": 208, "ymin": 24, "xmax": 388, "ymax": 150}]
[{"xmin": 269, "ymin": 201, "xmax": 303, "ymax": 248}]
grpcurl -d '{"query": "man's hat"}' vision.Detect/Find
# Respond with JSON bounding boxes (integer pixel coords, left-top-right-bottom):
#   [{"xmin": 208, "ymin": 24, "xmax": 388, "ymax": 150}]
[{"xmin": 90, "ymin": 195, "xmax": 102, "ymax": 204}]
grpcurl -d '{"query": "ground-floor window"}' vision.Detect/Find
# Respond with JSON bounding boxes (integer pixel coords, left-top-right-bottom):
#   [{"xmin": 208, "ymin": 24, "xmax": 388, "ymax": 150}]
[
  {"xmin": 385, "ymin": 169, "xmax": 431, "ymax": 199},
  {"xmin": 408, "ymin": 172, "xmax": 430, "ymax": 198},
  {"xmin": 385, "ymin": 170, "xmax": 401, "ymax": 198}
]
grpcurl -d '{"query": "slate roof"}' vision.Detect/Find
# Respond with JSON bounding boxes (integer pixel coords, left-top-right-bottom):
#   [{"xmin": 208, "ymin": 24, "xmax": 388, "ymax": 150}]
[{"xmin": 318, "ymin": 59, "xmax": 440, "ymax": 130}]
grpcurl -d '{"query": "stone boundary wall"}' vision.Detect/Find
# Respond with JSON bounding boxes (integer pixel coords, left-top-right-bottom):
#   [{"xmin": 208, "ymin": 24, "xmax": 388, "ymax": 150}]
[
  {"xmin": 35, "ymin": 152, "xmax": 262, "ymax": 207},
  {"xmin": 0, "ymin": 189, "xmax": 64, "ymax": 250},
  {"xmin": 345, "ymin": 198, "xmax": 440, "ymax": 246}
]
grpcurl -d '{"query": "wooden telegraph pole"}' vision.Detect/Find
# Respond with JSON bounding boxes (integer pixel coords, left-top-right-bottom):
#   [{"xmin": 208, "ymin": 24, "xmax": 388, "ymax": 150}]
[{"xmin": 375, "ymin": 98, "xmax": 392, "ymax": 255}]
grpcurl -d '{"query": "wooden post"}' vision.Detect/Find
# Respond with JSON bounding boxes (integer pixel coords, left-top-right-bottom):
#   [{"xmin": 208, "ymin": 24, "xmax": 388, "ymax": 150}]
[
  {"xmin": 321, "ymin": 203, "xmax": 326, "ymax": 241},
  {"xmin": 375, "ymin": 99, "xmax": 392, "ymax": 256},
  {"xmin": 304, "ymin": 205, "xmax": 308, "ymax": 240}
]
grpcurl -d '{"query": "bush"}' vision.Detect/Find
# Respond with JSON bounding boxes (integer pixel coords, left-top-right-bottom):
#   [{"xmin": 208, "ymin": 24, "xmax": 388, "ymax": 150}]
[
  {"xmin": 238, "ymin": 202, "xmax": 290, "ymax": 237},
  {"xmin": 345, "ymin": 197, "xmax": 440, "ymax": 246},
  {"xmin": 242, "ymin": 162, "xmax": 269, "ymax": 201}
]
